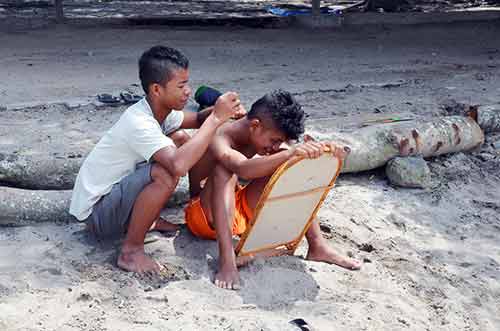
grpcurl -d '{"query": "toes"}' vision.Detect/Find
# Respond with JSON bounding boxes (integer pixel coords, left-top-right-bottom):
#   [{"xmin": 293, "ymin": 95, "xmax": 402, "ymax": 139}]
[
  {"xmin": 232, "ymin": 282, "xmax": 241, "ymax": 290},
  {"xmin": 351, "ymin": 260, "xmax": 362, "ymax": 270},
  {"xmin": 215, "ymin": 279, "xmax": 224, "ymax": 288}
]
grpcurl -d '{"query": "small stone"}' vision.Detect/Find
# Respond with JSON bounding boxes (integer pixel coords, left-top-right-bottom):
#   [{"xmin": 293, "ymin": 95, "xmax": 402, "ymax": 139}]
[
  {"xmin": 477, "ymin": 152, "xmax": 495, "ymax": 161},
  {"xmin": 359, "ymin": 243, "xmax": 375, "ymax": 253},
  {"xmin": 77, "ymin": 292, "xmax": 92, "ymax": 301},
  {"xmin": 386, "ymin": 156, "xmax": 431, "ymax": 188},
  {"xmin": 493, "ymin": 140, "xmax": 500, "ymax": 150}
]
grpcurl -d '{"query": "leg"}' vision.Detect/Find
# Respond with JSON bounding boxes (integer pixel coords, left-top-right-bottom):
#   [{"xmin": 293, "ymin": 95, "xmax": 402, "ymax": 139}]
[
  {"xmin": 305, "ymin": 221, "xmax": 362, "ymax": 270},
  {"xmin": 117, "ymin": 164, "xmax": 179, "ymax": 273},
  {"xmin": 243, "ymin": 176, "xmax": 361, "ymax": 270},
  {"xmin": 169, "ymin": 129, "xmax": 209, "ymax": 197},
  {"xmin": 200, "ymin": 164, "xmax": 240, "ymax": 290},
  {"xmin": 242, "ymin": 176, "xmax": 271, "ymax": 210},
  {"xmin": 188, "ymin": 157, "xmax": 211, "ymax": 197},
  {"xmin": 145, "ymin": 130, "xmax": 188, "ymax": 232}
]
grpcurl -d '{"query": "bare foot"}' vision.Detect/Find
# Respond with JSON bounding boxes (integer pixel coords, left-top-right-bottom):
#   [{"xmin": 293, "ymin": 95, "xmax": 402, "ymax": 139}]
[
  {"xmin": 149, "ymin": 217, "xmax": 179, "ymax": 232},
  {"xmin": 117, "ymin": 246, "xmax": 162, "ymax": 274},
  {"xmin": 215, "ymin": 256, "xmax": 241, "ymax": 290},
  {"xmin": 306, "ymin": 245, "xmax": 362, "ymax": 270}
]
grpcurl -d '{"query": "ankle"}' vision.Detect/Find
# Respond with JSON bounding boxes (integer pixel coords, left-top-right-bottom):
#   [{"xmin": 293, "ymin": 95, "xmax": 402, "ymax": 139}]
[
  {"xmin": 308, "ymin": 241, "xmax": 331, "ymax": 254},
  {"xmin": 121, "ymin": 243, "xmax": 144, "ymax": 256},
  {"xmin": 219, "ymin": 253, "xmax": 237, "ymax": 268}
]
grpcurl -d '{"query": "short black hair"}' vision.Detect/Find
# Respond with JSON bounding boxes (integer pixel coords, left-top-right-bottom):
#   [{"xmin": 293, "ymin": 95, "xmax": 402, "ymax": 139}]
[
  {"xmin": 247, "ymin": 90, "xmax": 305, "ymax": 140},
  {"xmin": 138, "ymin": 46, "xmax": 189, "ymax": 94}
]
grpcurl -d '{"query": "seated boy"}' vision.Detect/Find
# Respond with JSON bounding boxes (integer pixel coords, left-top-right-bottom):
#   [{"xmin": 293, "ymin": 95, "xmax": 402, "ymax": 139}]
[
  {"xmin": 69, "ymin": 46, "xmax": 242, "ymax": 274},
  {"xmin": 185, "ymin": 89, "xmax": 362, "ymax": 290}
]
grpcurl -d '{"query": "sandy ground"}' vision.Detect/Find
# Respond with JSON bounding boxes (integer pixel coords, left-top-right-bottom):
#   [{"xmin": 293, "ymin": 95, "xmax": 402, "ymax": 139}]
[{"xmin": 1, "ymin": 21, "xmax": 500, "ymax": 330}]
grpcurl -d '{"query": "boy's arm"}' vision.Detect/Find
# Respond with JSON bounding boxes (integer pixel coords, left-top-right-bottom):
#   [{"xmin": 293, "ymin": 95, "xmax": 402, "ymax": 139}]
[
  {"xmin": 180, "ymin": 106, "xmax": 214, "ymax": 129},
  {"xmin": 181, "ymin": 103, "xmax": 247, "ymax": 129},
  {"xmin": 153, "ymin": 93, "xmax": 240, "ymax": 177},
  {"xmin": 211, "ymin": 137, "xmax": 325, "ymax": 180}
]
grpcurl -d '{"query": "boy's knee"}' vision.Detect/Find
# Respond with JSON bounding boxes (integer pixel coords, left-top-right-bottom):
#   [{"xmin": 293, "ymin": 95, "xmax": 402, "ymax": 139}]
[
  {"xmin": 169, "ymin": 130, "xmax": 191, "ymax": 148},
  {"xmin": 151, "ymin": 164, "xmax": 179, "ymax": 193}
]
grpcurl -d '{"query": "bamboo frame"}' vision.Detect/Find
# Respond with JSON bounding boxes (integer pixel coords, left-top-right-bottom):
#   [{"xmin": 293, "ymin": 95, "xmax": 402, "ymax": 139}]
[{"xmin": 235, "ymin": 151, "xmax": 342, "ymax": 258}]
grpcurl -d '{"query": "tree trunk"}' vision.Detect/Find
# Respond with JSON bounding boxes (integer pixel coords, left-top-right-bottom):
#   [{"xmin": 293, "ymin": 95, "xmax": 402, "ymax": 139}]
[
  {"xmin": 310, "ymin": 116, "xmax": 484, "ymax": 173},
  {"xmin": 0, "ymin": 179, "xmax": 189, "ymax": 226},
  {"xmin": 0, "ymin": 187, "xmax": 73, "ymax": 226},
  {"xmin": 0, "ymin": 153, "xmax": 80, "ymax": 190}
]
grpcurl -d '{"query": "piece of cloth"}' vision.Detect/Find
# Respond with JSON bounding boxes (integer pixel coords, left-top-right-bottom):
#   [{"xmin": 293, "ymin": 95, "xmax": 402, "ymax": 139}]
[
  {"xmin": 184, "ymin": 185, "xmax": 253, "ymax": 240},
  {"xmin": 86, "ymin": 162, "xmax": 152, "ymax": 237},
  {"xmin": 70, "ymin": 98, "xmax": 184, "ymax": 221}
]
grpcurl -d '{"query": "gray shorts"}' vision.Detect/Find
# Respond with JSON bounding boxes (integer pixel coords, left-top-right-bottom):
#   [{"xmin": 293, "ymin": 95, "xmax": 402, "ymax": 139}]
[{"xmin": 86, "ymin": 162, "xmax": 153, "ymax": 237}]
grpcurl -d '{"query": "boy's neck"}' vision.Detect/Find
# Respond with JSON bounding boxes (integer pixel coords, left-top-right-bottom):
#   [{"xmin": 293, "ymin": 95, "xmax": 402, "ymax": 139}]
[{"xmin": 146, "ymin": 95, "xmax": 172, "ymax": 125}]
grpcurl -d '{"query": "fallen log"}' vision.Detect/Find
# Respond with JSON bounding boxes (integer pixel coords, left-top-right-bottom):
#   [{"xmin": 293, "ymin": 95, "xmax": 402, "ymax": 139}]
[
  {"xmin": 309, "ymin": 116, "xmax": 484, "ymax": 173},
  {"xmin": 0, "ymin": 153, "xmax": 80, "ymax": 190},
  {"xmin": 0, "ymin": 187, "xmax": 73, "ymax": 226},
  {"xmin": 0, "ymin": 177, "xmax": 190, "ymax": 226},
  {"xmin": 0, "ymin": 116, "xmax": 485, "ymax": 189}
]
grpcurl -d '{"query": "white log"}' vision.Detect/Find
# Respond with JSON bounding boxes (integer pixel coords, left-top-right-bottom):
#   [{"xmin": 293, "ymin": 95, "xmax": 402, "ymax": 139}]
[{"xmin": 309, "ymin": 116, "xmax": 484, "ymax": 173}]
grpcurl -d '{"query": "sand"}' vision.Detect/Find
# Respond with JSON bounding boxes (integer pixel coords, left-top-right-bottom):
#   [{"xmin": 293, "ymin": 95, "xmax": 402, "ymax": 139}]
[{"xmin": 0, "ymin": 21, "xmax": 500, "ymax": 330}]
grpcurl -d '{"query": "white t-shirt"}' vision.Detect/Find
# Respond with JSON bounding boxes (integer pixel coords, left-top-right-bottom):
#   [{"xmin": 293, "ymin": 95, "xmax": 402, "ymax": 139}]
[{"xmin": 69, "ymin": 98, "xmax": 184, "ymax": 221}]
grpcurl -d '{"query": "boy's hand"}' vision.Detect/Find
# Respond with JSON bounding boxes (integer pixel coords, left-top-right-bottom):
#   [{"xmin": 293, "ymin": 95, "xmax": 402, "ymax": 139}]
[
  {"xmin": 291, "ymin": 141, "xmax": 325, "ymax": 159},
  {"xmin": 325, "ymin": 141, "xmax": 351, "ymax": 160},
  {"xmin": 213, "ymin": 92, "xmax": 241, "ymax": 122},
  {"xmin": 232, "ymin": 104, "xmax": 247, "ymax": 119}
]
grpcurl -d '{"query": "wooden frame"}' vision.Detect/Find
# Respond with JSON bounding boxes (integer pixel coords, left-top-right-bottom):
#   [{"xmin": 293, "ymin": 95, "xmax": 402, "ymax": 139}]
[{"xmin": 235, "ymin": 151, "xmax": 342, "ymax": 258}]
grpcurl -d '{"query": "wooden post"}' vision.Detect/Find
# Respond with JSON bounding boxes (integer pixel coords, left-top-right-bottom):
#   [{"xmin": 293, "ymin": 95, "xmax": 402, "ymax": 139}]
[
  {"xmin": 55, "ymin": 0, "xmax": 64, "ymax": 22},
  {"xmin": 312, "ymin": 0, "xmax": 320, "ymax": 17}
]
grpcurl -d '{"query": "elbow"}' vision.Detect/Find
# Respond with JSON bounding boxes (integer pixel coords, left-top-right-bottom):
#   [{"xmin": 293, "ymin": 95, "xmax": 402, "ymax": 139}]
[{"xmin": 234, "ymin": 166, "xmax": 251, "ymax": 181}]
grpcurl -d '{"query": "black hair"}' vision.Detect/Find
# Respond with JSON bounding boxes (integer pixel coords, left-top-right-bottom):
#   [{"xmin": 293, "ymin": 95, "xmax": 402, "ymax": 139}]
[
  {"xmin": 138, "ymin": 46, "xmax": 189, "ymax": 94},
  {"xmin": 247, "ymin": 89, "xmax": 305, "ymax": 140}
]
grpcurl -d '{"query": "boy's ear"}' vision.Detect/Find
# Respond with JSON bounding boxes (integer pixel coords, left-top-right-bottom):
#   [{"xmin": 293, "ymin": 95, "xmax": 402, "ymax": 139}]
[
  {"xmin": 150, "ymin": 83, "xmax": 161, "ymax": 97},
  {"xmin": 249, "ymin": 118, "xmax": 261, "ymax": 130}
]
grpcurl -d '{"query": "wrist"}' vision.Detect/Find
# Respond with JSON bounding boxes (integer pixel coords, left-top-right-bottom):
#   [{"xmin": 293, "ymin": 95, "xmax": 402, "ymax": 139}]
[
  {"xmin": 286, "ymin": 147, "xmax": 296, "ymax": 159},
  {"xmin": 210, "ymin": 112, "xmax": 224, "ymax": 126}
]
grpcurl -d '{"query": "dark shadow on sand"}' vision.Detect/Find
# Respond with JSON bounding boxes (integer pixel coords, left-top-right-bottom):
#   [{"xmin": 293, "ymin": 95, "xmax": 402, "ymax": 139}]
[{"xmin": 173, "ymin": 226, "xmax": 320, "ymax": 310}]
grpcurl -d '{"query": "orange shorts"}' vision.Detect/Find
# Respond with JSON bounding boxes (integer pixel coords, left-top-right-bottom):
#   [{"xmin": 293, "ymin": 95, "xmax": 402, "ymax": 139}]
[{"xmin": 184, "ymin": 185, "xmax": 253, "ymax": 240}]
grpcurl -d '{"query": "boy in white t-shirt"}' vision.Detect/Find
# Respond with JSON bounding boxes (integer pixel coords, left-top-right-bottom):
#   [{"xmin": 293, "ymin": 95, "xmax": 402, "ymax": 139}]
[{"xmin": 70, "ymin": 46, "xmax": 241, "ymax": 273}]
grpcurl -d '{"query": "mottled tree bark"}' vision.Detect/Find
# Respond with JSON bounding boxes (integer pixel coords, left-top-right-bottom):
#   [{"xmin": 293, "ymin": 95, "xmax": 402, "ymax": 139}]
[{"xmin": 309, "ymin": 116, "xmax": 484, "ymax": 173}]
